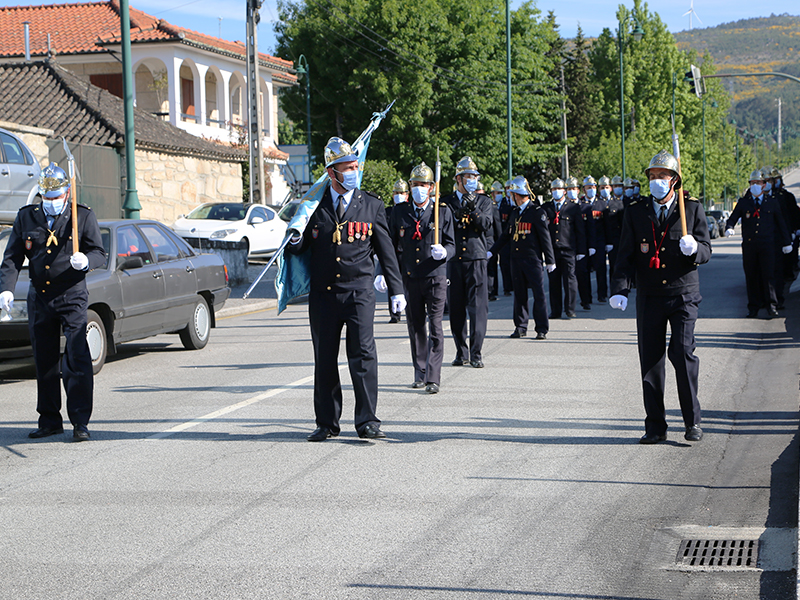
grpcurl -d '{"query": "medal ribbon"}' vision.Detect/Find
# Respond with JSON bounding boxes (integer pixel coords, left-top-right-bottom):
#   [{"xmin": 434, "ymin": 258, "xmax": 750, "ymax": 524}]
[{"xmin": 649, "ymin": 221, "xmax": 669, "ymax": 269}]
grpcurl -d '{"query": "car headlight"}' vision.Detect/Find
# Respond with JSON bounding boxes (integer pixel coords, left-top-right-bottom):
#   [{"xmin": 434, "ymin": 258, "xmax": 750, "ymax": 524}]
[
  {"xmin": 209, "ymin": 229, "xmax": 238, "ymax": 239},
  {"xmin": 1, "ymin": 300, "xmax": 28, "ymax": 322}
]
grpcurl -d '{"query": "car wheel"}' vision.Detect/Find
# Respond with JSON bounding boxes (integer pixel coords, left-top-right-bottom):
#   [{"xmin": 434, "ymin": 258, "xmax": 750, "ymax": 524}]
[
  {"xmin": 86, "ymin": 309, "xmax": 107, "ymax": 375},
  {"xmin": 179, "ymin": 296, "xmax": 211, "ymax": 350}
]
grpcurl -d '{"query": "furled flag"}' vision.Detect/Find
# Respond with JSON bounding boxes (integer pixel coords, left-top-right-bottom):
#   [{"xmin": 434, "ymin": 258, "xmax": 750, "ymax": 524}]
[{"xmin": 274, "ymin": 101, "xmax": 395, "ymax": 313}]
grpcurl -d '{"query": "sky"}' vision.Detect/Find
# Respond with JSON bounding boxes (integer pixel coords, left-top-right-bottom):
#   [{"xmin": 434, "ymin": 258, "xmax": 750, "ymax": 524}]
[{"xmin": 2, "ymin": 0, "xmax": 798, "ymax": 59}]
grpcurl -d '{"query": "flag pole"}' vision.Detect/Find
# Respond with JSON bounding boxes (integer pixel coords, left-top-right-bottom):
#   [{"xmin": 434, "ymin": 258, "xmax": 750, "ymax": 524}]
[
  {"xmin": 434, "ymin": 148, "xmax": 441, "ymax": 245},
  {"xmin": 671, "ymin": 114, "xmax": 689, "ymax": 237}
]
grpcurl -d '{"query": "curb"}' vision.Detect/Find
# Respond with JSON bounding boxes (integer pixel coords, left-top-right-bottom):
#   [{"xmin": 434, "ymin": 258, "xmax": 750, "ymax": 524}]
[{"xmin": 216, "ymin": 299, "xmax": 278, "ymax": 319}]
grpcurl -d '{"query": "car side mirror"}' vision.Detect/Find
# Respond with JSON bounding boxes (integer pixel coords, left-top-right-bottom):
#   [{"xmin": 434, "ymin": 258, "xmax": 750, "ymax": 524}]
[
  {"xmin": 249, "ymin": 216, "xmax": 265, "ymax": 225},
  {"xmin": 117, "ymin": 255, "xmax": 145, "ymax": 271}
]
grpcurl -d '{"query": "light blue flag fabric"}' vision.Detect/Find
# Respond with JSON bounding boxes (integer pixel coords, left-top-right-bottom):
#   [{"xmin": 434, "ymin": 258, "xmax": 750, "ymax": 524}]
[{"xmin": 275, "ymin": 102, "xmax": 395, "ymax": 313}]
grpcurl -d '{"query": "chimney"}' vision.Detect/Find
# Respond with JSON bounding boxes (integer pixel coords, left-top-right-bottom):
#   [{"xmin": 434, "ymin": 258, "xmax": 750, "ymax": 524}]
[{"xmin": 23, "ymin": 22, "xmax": 30, "ymax": 61}]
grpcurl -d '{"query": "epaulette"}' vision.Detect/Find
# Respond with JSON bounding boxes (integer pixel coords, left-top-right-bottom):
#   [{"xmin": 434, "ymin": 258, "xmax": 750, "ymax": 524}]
[
  {"xmin": 19, "ymin": 203, "xmax": 38, "ymax": 212},
  {"xmin": 361, "ymin": 190, "xmax": 381, "ymax": 202},
  {"xmin": 629, "ymin": 199, "xmax": 640, "ymax": 205},
  {"xmin": 684, "ymin": 196, "xmax": 700, "ymax": 203}
]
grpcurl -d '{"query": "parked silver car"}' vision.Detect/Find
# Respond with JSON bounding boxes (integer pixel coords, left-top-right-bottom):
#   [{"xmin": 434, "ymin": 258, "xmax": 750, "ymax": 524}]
[
  {"xmin": 0, "ymin": 128, "xmax": 41, "ymax": 224},
  {"xmin": 0, "ymin": 219, "xmax": 230, "ymax": 373}
]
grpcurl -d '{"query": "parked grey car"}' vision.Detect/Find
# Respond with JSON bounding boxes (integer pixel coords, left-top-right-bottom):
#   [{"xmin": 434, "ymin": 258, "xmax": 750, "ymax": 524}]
[
  {"xmin": 0, "ymin": 219, "xmax": 230, "ymax": 373},
  {"xmin": 0, "ymin": 128, "xmax": 41, "ymax": 224}
]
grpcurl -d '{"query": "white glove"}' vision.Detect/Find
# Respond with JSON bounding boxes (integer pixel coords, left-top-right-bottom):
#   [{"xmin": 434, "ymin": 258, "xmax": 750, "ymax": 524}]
[
  {"xmin": 546, "ymin": 264, "xmax": 556, "ymax": 273},
  {"xmin": 589, "ymin": 248, "xmax": 596, "ymax": 256},
  {"xmin": 391, "ymin": 294, "xmax": 406, "ymax": 314},
  {"xmin": 679, "ymin": 235, "xmax": 698, "ymax": 256},
  {"xmin": 609, "ymin": 295, "xmax": 628, "ymax": 310},
  {"xmin": 725, "ymin": 228, "xmax": 735, "ymax": 237},
  {"xmin": 70, "ymin": 252, "xmax": 89, "ymax": 271},
  {"xmin": 373, "ymin": 275, "xmax": 388, "ymax": 293},
  {"xmin": 605, "ymin": 244, "xmax": 613, "ymax": 252},
  {"xmin": 576, "ymin": 254, "xmax": 585, "ymax": 261},
  {"xmin": 431, "ymin": 244, "xmax": 447, "ymax": 261},
  {"xmin": 0, "ymin": 290, "xmax": 13, "ymax": 312},
  {"xmin": 782, "ymin": 245, "xmax": 793, "ymax": 254},
  {"xmin": 485, "ymin": 250, "xmax": 492, "ymax": 260}
]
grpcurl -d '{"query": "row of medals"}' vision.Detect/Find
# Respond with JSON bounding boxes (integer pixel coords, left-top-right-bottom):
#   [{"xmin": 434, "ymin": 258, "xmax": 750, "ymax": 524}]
[
  {"xmin": 513, "ymin": 221, "xmax": 532, "ymax": 242},
  {"xmin": 333, "ymin": 221, "xmax": 372, "ymax": 245}
]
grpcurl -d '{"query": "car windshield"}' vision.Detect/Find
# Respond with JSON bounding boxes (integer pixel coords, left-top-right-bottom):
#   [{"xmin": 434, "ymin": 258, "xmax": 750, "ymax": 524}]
[
  {"xmin": 186, "ymin": 203, "xmax": 250, "ymax": 221},
  {"xmin": 707, "ymin": 211, "xmax": 723, "ymax": 219}
]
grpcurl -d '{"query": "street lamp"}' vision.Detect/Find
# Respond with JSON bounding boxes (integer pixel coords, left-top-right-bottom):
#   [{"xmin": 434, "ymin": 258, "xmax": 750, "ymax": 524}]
[
  {"xmin": 617, "ymin": 14, "xmax": 644, "ymax": 181},
  {"xmin": 295, "ymin": 55, "xmax": 312, "ymax": 183},
  {"xmin": 702, "ymin": 97, "xmax": 717, "ymax": 206}
]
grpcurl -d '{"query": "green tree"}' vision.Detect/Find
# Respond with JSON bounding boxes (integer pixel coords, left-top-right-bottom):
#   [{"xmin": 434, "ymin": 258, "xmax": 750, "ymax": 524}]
[
  {"xmin": 563, "ymin": 26, "xmax": 601, "ymax": 180},
  {"xmin": 311, "ymin": 160, "xmax": 403, "ymax": 206}
]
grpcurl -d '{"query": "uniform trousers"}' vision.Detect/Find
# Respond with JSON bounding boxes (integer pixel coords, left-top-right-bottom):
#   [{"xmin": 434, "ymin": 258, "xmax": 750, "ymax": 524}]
[
  {"xmin": 28, "ymin": 286, "xmax": 93, "ymax": 430},
  {"xmin": 448, "ymin": 259, "xmax": 488, "ymax": 362},
  {"xmin": 742, "ymin": 241, "xmax": 777, "ymax": 311},
  {"xmin": 499, "ymin": 247, "xmax": 513, "ymax": 294},
  {"xmin": 487, "ymin": 253, "xmax": 499, "ymax": 297},
  {"xmin": 548, "ymin": 252, "xmax": 578, "ymax": 317},
  {"xmin": 404, "ymin": 275, "xmax": 447, "ymax": 385},
  {"xmin": 592, "ymin": 248, "xmax": 608, "ymax": 300},
  {"xmin": 607, "ymin": 245, "xmax": 619, "ymax": 285},
  {"xmin": 308, "ymin": 288, "xmax": 379, "ymax": 435},
  {"xmin": 636, "ymin": 291, "xmax": 702, "ymax": 436},
  {"xmin": 511, "ymin": 257, "xmax": 549, "ymax": 335},
  {"xmin": 773, "ymin": 246, "xmax": 796, "ymax": 307},
  {"xmin": 576, "ymin": 254, "xmax": 592, "ymax": 306}
]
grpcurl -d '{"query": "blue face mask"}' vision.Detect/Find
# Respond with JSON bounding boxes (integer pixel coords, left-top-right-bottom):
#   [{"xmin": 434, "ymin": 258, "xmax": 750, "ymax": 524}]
[
  {"xmin": 411, "ymin": 186, "xmax": 429, "ymax": 205},
  {"xmin": 649, "ymin": 179, "xmax": 671, "ymax": 200},
  {"xmin": 585, "ymin": 188, "xmax": 596, "ymax": 199},
  {"xmin": 552, "ymin": 189, "xmax": 565, "ymax": 201},
  {"xmin": 633, "ymin": 186, "xmax": 640, "ymax": 195},
  {"xmin": 764, "ymin": 181, "xmax": 772, "ymax": 192},
  {"xmin": 613, "ymin": 186, "xmax": 624, "ymax": 196},
  {"xmin": 334, "ymin": 169, "xmax": 359, "ymax": 191},
  {"xmin": 463, "ymin": 178, "xmax": 478, "ymax": 193},
  {"xmin": 600, "ymin": 188, "xmax": 610, "ymax": 199},
  {"xmin": 42, "ymin": 198, "xmax": 67, "ymax": 216},
  {"xmin": 624, "ymin": 188, "xmax": 634, "ymax": 198},
  {"xmin": 750, "ymin": 184, "xmax": 762, "ymax": 198}
]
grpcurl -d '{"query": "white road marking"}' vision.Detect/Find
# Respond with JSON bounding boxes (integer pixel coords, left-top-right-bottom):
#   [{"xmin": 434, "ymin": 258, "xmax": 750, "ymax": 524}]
[{"xmin": 147, "ymin": 366, "xmax": 346, "ymax": 440}]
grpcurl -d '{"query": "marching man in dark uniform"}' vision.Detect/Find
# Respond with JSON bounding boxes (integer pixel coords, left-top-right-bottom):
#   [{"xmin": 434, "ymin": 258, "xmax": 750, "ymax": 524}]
[
  {"xmin": 543, "ymin": 177, "xmax": 587, "ymax": 319},
  {"xmin": 485, "ymin": 182, "xmax": 502, "ymax": 301},
  {"xmin": 0, "ymin": 163, "xmax": 106, "ymax": 441},
  {"xmin": 605, "ymin": 175, "xmax": 626, "ymax": 277},
  {"xmin": 764, "ymin": 167, "xmax": 800, "ymax": 309},
  {"xmin": 489, "ymin": 176, "xmax": 555, "ymax": 340},
  {"xmin": 724, "ymin": 169, "xmax": 792, "ymax": 318},
  {"xmin": 593, "ymin": 176, "xmax": 611, "ymax": 302},
  {"xmin": 387, "ymin": 162, "xmax": 455, "ymax": 393},
  {"xmin": 441, "ymin": 156, "xmax": 493, "ymax": 368},
  {"xmin": 385, "ymin": 178, "xmax": 409, "ymax": 323},
  {"xmin": 575, "ymin": 176, "xmax": 597, "ymax": 310},
  {"xmin": 286, "ymin": 137, "xmax": 405, "ymax": 441},
  {"xmin": 493, "ymin": 180, "xmax": 514, "ymax": 296},
  {"xmin": 609, "ymin": 150, "xmax": 711, "ymax": 444}
]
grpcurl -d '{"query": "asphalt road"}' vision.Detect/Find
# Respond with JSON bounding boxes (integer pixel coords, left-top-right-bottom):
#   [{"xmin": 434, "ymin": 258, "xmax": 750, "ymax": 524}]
[{"xmin": 0, "ymin": 236, "xmax": 798, "ymax": 600}]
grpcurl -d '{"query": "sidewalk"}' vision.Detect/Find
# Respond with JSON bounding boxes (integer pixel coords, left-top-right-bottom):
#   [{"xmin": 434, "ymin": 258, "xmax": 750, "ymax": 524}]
[{"xmin": 215, "ymin": 261, "xmax": 282, "ymax": 318}]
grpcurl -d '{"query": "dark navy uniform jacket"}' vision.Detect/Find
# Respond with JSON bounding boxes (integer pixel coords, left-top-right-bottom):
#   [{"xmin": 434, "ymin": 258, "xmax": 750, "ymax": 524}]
[
  {"xmin": 541, "ymin": 200, "xmax": 587, "ymax": 256},
  {"xmin": 1, "ymin": 203, "xmax": 106, "ymax": 298},
  {"xmin": 726, "ymin": 194, "xmax": 791, "ymax": 247},
  {"xmin": 611, "ymin": 196, "xmax": 711, "ymax": 297},
  {"xmin": 490, "ymin": 202, "xmax": 555, "ymax": 265},
  {"xmin": 286, "ymin": 187, "xmax": 403, "ymax": 297},
  {"xmin": 770, "ymin": 188, "xmax": 800, "ymax": 234},
  {"xmin": 604, "ymin": 196, "xmax": 626, "ymax": 247},
  {"xmin": 498, "ymin": 197, "xmax": 515, "ymax": 229},
  {"xmin": 589, "ymin": 197, "xmax": 607, "ymax": 248},
  {"xmin": 388, "ymin": 200, "xmax": 455, "ymax": 279},
  {"xmin": 578, "ymin": 197, "xmax": 597, "ymax": 251},
  {"xmin": 441, "ymin": 192, "xmax": 494, "ymax": 261}
]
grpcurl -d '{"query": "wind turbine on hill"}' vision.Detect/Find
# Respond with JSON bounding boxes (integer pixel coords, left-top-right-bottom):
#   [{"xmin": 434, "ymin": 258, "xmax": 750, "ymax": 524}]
[{"xmin": 683, "ymin": 0, "xmax": 703, "ymax": 29}]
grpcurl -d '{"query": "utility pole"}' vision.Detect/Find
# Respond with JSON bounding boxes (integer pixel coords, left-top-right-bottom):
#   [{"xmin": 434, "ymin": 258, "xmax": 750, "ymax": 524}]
[
  {"xmin": 560, "ymin": 64, "xmax": 569, "ymax": 179},
  {"xmin": 120, "ymin": 0, "xmax": 140, "ymax": 219},
  {"xmin": 777, "ymin": 97, "xmax": 782, "ymax": 162},
  {"xmin": 505, "ymin": 0, "xmax": 512, "ymax": 180},
  {"xmin": 246, "ymin": 0, "xmax": 265, "ymax": 204}
]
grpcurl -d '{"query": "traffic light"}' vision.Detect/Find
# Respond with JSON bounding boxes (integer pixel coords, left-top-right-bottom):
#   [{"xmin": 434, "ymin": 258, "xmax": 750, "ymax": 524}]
[{"xmin": 685, "ymin": 64, "xmax": 705, "ymax": 99}]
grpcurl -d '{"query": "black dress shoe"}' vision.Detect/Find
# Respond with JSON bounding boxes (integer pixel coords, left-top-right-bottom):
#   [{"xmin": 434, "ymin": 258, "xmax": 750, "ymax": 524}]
[
  {"xmin": 509, "ymin": 330, "xmax": 526, "ymax": 338},
  {"xmin": 489, "ymin": 295, "xmax": 497, "ymax": 301},
  {"xmin": 359, "ymin": 423, "xmax": 386, "ymax": 439},
  {"xmin": 72, "ymin": 425, "xmax": 90, "ymax": 442},
  {"xmin": 746, "ymin": 310, "xmax": 758, "ymax": 318},
  {"xmin": 565, "ymin": 311, "xmax": 577, "ymax": 318},
  {"xmin": 598, "ymin": 297, "xmax": 607, "ymax": 303},
  {"xmin": 582, "ymin": 304, "xmax": 591, "ymax": 310},
  {"xmin": 307, "ymin": 427, "xmax": 337, "ymax": 442},
  {"xmin": 425, "ymin": 383, "xmax": 439, "ymax": 394},
  {"xmin": 28, "ymin": 426, "xmax": 64, "ymax": 439},
  {"xmin": 777, "ymin": 303, "xmax": 785, "ymax": 310},
  {"xmin": 639, "ymin": 432, "xmax": 667, "ymax": 444},
  {"xmin": 684, "ymin": 425, "xmax": 703, "ymax": 441},
  {"xmin": 452, "ymin": 358, "xmax": 469, "ymax": 366},
  {"xmin": 535, "ymin": 332, "xmax": 547, "ymax": 340},
  {"xmin": 767, "ymin": 307, "xmax": 779, "ymax": 318},
  {"xmin": 504, "ymin": 291, "xmax": 512, "ymax": 296},
  {"xmin": 411, "ymin": 380, "xmax": 425, "ymax": 389},
  {"xmin": 470, "ymin": 359, "xmax": 484, "ymax": 368},
  {"xmin": 389, "ymin": 316, "xmax": 400, "ymax": 323}
]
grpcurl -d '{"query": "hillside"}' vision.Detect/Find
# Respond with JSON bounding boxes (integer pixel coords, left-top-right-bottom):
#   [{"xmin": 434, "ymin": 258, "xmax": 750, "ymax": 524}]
[{"xmin": 673, "ymin": 14, "xmax": 800, "ymax": 155}]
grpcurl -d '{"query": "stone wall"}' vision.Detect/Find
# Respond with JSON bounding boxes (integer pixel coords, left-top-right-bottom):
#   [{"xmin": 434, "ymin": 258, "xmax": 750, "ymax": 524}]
[{"xmin": 135, "ymin": 149, "xmax": 244, "ymax": 223}]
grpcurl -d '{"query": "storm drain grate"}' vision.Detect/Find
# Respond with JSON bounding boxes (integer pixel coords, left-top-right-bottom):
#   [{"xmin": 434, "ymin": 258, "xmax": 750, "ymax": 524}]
[{"xmin": 676, "ymin": 539, "xmax": 759, "ymax": 567}]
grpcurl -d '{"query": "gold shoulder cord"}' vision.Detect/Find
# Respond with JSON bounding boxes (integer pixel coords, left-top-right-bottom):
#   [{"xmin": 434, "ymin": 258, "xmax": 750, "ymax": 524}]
[
  {"xmin": 332, "ymin": 221, "xmax": 345, "ymax": 244},
  {"xmin": 46, "ymin": 229, "xmax": 59, "ymax": 247}
]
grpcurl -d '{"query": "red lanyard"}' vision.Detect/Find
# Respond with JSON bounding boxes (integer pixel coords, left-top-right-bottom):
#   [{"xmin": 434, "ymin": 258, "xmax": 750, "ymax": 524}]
[
  {"xmin": 412, "ymin": 212, "xmax": 422, "ymax": 240},
  {"xmin": 649, "ymin": 221, "xmax": 669, "ymax": 269}
]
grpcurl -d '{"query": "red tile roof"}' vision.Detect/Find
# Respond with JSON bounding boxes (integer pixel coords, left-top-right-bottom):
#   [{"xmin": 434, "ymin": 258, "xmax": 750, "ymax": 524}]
[{"xmin": 0, "ymin": 1, "xmax": 296, "ymax": 81}]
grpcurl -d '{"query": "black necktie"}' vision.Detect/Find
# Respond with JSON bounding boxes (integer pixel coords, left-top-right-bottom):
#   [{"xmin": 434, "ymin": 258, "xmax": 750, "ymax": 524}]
[
  {"xmin": 337, "ymin": 195, "xmax": 345, "ymax": 221},
  {"xmin": 659, "ymin": 205, "xmax": 666, "ymax": 225},
  {"xmin": 416, "ymin": 207, "xmax": 423, "ymax": 220}
]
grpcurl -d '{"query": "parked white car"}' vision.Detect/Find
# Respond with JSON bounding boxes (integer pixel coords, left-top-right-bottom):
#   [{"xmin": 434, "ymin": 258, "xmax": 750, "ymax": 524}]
[
  {"xmin": 0, "ymin": 128, "xmax": 41, "ymax": 223},
  {"xmin": 172, "ymin": 202, "xmax": 288, "ymax": 257}
]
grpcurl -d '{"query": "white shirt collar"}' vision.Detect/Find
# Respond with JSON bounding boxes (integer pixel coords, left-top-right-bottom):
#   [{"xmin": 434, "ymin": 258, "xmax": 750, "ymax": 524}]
[
  {"xmin": 518, "ymin": 199, "xmax": 530, "ymax": 212},
  {"xmin": 334, "ymin": 188, "xmax": 355, "ymax": 210},
  {"xmin": 652, "ymin": 196, "xmax": 675, "ymax": 215}
]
